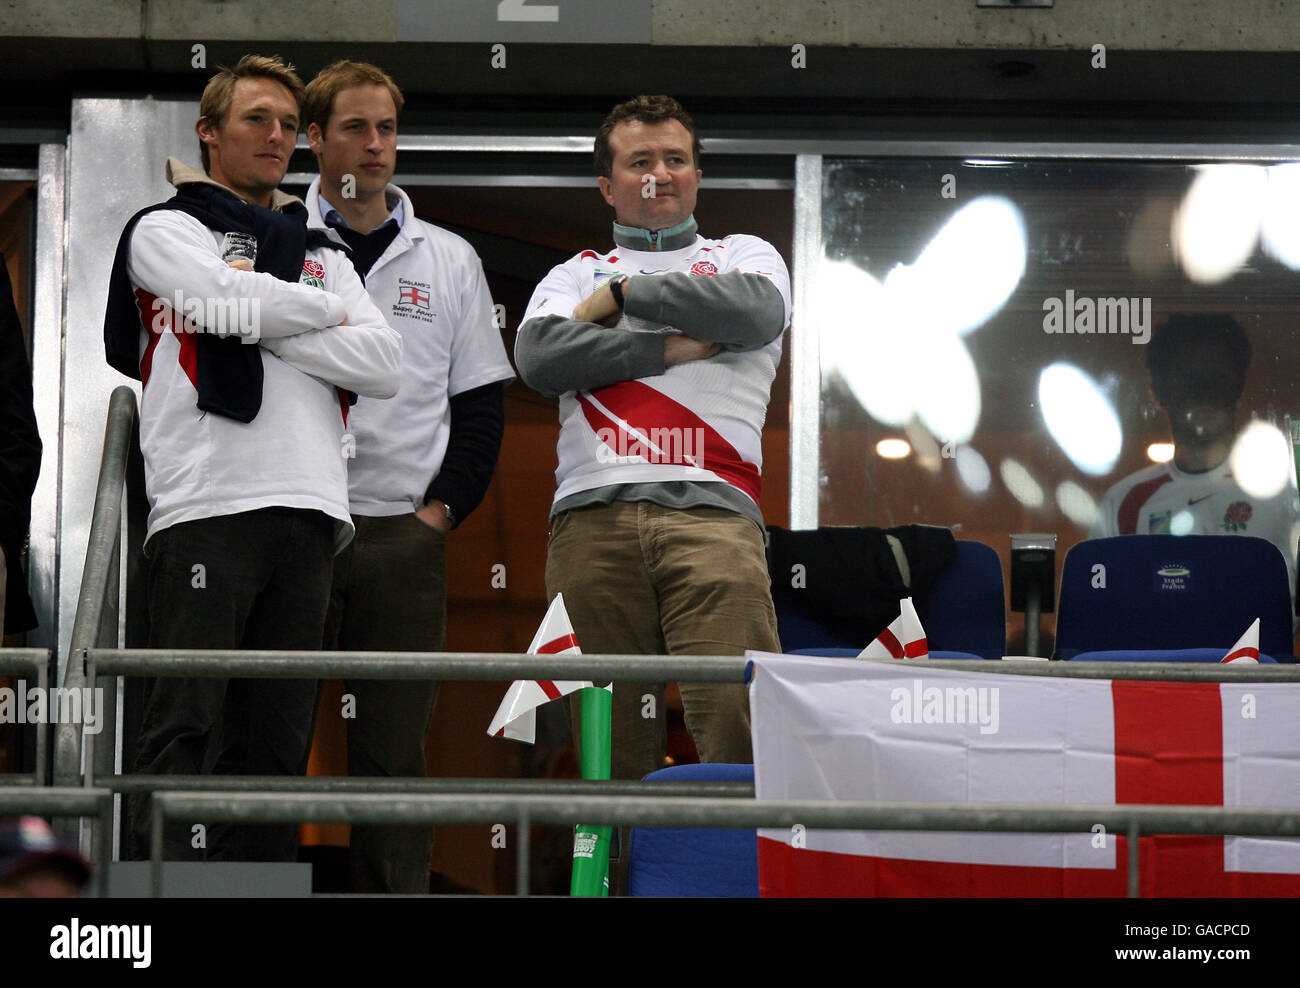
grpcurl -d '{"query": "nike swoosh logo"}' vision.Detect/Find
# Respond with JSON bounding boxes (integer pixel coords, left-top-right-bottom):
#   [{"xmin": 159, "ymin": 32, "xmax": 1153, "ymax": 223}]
[{"xmin": 1188, "ymin": 494, "xmax": 1214, "ymax": 506}]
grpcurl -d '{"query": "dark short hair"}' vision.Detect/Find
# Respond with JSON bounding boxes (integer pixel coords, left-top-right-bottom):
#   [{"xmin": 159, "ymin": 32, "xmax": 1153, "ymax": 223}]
[
  {"xmin": 593, "ymin": 95, "xmax": 702, "ymax": 178},
  {"xmin": 303, "ymin": 60, "xmax": 405, "ymax": 134},
  {"xmin": 198, "ymin": 55, "xmax": 305, "ymax": 173},
  {"xmin": 1147, "ymin": 313, "xmax": 1252, "ymax": 404}
]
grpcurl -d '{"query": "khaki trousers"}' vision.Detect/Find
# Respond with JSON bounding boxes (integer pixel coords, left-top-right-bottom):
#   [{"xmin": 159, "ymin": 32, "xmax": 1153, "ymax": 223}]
[{"xmin": 546, "ymin": 500, "xmax": 780, "ymax": 782}]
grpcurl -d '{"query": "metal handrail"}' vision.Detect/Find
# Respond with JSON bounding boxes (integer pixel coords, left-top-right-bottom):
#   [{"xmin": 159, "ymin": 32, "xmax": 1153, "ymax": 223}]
[
  {"xmin": 151, "ymin": 791, "xmax": 1300, "ymax": 899},
  {"xmin": 98, "ymin": 775, "xmax": 753, "ymax": 797},
  {"xmin": 56, "ymin": 386, "xmax": 138, "ymax": 795},
  {"xmin": 0, "ymin": 648, "xmax": 51, "ymax": 785},
  {"xmin": 85, "ymin": 649, "xmax": 1300, "ymax": 682}
]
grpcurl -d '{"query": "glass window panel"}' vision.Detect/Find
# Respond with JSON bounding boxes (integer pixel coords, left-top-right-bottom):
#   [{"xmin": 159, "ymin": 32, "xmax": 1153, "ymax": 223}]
[{"xmin": 816, "ymin": 156, "xmax": 1300, "ymax": 650}]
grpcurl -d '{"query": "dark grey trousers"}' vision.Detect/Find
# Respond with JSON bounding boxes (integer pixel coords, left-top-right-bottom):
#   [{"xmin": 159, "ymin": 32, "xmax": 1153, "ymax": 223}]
[
  {"xmin": 323, "ymin": 512, "xmax": 447, "ymax": 894},
  {"xmin": 125, "ymin": 507, "xmax": 335, "ymax": 862}
]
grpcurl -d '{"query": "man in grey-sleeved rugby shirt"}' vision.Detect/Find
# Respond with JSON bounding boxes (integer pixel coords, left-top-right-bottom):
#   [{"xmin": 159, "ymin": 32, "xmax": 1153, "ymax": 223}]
[{"xmin": 515, "ymin": 97, "xmax": 790, "ymax": 872}]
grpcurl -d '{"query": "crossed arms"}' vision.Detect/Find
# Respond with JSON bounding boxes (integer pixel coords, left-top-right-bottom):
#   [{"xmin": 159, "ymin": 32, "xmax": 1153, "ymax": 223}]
[
  {"xmin": 128, "ymin": 210, "xmax": 402, "ymax": 398},
  {"xmin": 515, "ymin": 257, "xmax": 789, "ymax": 398}
]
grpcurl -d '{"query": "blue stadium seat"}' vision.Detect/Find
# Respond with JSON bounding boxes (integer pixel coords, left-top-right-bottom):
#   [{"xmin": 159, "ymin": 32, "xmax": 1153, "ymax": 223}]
[
  {"xmin": 1054, "ymin": 535, "xmax": 1294, "ymax": 661},
  {"xmin": 1069, "ymin": 648, "xmax": 1278, "ymax": 664},
  {"xmin": 926, "ymin": 540, "xmax": 1007, "ymax": 659},
  {"xmin": 626, "ymin": 763, "xmax": 757, "ymax": 897}
]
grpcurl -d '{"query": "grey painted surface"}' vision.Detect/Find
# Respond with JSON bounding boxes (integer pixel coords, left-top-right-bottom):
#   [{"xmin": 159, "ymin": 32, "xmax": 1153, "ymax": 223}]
[
  {"xmin": 398, "ymin": 0, "xmax": 652, "ymax": 43},
  {"xmin": 30, "ymin": 144, "xmax": 66, "ymax": 664},
  {"xmin": 58, "ymin": 99, "xmax": 198, "ymax": 673},
  {"xmin": 6, "ymin": 0, "xmax": 1300, "ymax": 51}
]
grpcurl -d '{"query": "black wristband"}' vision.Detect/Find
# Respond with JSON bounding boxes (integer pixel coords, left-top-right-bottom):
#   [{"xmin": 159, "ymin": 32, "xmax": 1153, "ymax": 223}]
[{"xmin": 608, "ymin": 273, "xmax": 629, "ymax": 309}]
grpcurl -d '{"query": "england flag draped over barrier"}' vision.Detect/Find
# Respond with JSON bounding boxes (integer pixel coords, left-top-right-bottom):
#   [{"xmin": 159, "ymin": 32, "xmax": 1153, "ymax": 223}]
[
  {"xmin": 748, "ymin": 651, "xmax": 1300, "ymax": 896},
  {"xmin": 857, "ymin": 597, "xmax": 929, "ymax": 660},
  {"xmin": 488, "ymin": 594, "xmax": 603, "ymax": 744}
]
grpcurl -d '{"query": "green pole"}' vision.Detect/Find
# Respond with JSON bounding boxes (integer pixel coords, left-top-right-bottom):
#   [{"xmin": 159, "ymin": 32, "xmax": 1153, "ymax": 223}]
[{"xmin": 570, "ymin": 685, "xmax": 612, "ymax": 896}]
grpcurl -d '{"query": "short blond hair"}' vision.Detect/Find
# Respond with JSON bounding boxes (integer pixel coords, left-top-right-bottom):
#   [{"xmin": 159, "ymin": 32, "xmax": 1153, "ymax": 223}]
[
  {"xmin": 198, "ymin": 54, "xmax": 305, "ymax": 173},
  {"xmin": 303, "ymin": 60, "xmax": 404, "ymax": 134}
]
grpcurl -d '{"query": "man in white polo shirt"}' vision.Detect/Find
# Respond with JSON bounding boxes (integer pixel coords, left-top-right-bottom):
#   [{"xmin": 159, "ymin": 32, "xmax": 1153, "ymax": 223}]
[
  {"xmin": 103, "ymin": 55, "xmax": 403, "ymax": 863},
  {"xmin": 302, "ymin": 61, "xmax": 514, "ymax": 893}
]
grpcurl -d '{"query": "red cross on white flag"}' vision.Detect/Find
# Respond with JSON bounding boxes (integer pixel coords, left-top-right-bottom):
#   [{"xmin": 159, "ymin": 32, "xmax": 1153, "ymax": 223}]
[
  {"xmin": 858, "ymin": 597, "xmax": 930, "ymax": 660},
  {"xmin": 749, "ymin": 652, "xmax": 1300, "ymax": 896},
  {"xmin": 487, "ymin": 593, "xmax": 609, "ymax": 744}
]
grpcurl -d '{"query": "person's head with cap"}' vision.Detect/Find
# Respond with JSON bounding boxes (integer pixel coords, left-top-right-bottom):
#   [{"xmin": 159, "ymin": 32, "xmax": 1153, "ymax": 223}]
[{"xmin": 0, "ymin": 816, "xmax": 91, "ymax": 897}]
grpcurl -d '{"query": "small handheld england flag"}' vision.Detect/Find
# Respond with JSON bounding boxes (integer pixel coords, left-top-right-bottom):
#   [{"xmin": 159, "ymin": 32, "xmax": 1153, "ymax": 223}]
[
  {"xmin": 1220, "ymin": 618, "xmax": 1261, "ymax": 664},
  {"xmin": 487, "ymin": 594, "xmax": 610, "ymax": 743},
  {"xmin": 857, "ymin": 596, "xmax": 930, "ymax": 660}
]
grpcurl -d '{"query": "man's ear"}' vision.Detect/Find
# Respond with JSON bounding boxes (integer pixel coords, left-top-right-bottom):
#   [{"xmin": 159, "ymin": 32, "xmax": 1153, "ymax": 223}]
[
  {"xmin": 195, "ymin": 116, "xmax": 217, "ymax": 150},
  {"xmin": 597, "ymin": 175, "xmax": 614, "ymax": 208},
  {"xmin": 307, "ymin": 121, "xmax": 324, "ymax": 156}
]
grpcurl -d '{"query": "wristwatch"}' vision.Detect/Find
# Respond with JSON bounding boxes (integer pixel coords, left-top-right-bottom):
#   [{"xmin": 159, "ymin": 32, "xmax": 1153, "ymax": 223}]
[
  {"xmin": 607, "ymin": 273, "xmax": 629, "ymax": 309},
  {"xmin": 442, "ymin": 501, "xmax": 457, "ymax": 528}
]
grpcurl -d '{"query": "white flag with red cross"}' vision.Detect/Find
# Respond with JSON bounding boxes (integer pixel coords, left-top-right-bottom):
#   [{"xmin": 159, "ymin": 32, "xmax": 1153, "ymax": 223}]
[
  {"xmin": 488, "ymin": 594, "xmax": 608, "ymax": 744},
  {"xmin": 748, "ymin": 651, "xmax": 1300, "ymax": 897},
  {"xmin": 1221, "ymin": 619, "xmax": 1261, "ymax": 664},
  {"xmin": 857, "ymin": 597, "xmax": 929, "ymax": 660}
]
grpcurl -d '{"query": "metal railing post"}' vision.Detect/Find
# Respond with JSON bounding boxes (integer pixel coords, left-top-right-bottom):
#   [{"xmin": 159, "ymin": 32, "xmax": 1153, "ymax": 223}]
[{"xmin": 1127, "ymin": 820, "xmax": 1141, "ymax": 898}]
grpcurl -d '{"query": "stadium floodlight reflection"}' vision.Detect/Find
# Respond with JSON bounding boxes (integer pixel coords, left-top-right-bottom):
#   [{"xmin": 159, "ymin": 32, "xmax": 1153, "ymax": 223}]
[
  {"xmin": 1039, "ymin": 362, "xmax": 1122, "ymax": 476},
  {"xmin": 1173, "ymin": 164, "xmax": 1268, "ymax": 284},
  {"xmin": 1229, "ymin": 420, "xmax": 1291, "ymax": 499},
  {"xmin": 955, "ymin": 445, "xmax": 991, "ymax": 494},
  {"xmin": 1055, "ymin": 480, "xmax": 1099, "ymax": 528},
  {"xmin": 1260, "ymin": 163, "xmax": 1300, "ymax": 269},
  {"xmin": 819, "ymin": 196, "xmax": 1025, "ymax": 447},
  {"xmin": 999, "ymin": 457, "xmax": 1045, "ymax": 508}
]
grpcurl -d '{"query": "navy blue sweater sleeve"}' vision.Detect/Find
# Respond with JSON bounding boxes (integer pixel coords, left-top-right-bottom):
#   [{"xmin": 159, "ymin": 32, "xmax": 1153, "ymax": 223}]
[{"xmin": 423, "ymin": 380, "xmax": 507, "ymax": 526}]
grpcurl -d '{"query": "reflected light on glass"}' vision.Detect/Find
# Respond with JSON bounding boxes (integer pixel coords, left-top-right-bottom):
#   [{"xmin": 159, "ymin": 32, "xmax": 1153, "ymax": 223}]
[
  {"xmin": 955, "ymin": 445, "xmax": 991, "ymax": 494},
  {"xmin": 1170, "ymin": 510, "xmax": 1195, "ymax": 536},
  {"xmin": 1173, "ymin": 164, "xmax": 1267, "ymax": 284},
  {"xmin": 817, "ymin": 258, "xmax": 913, "ymax": 427},
  {"xmin": 1000, "ymin": 458, "xmax": 1044, "ymax": 508},
  {"xmin": 1147, "ymin": 442, "xmax": 1175, "ymax": 464},
  {"xmin": 817, "ymin": 256, "xmax": 980, "ymax": 441},
  {"xmin": 1229, "ymin": 421, "xmax": 1291, "ymax": 499},
  {"xmin": 915, "ymin": 333, "xmax": 981, "ymax": 444},
  {"xmin": 1260, "ymin": 163, "xmax": 1300, "ymax": 270},
  {"xmin": 901, "ymin": 195, "xmax": 1027, "ymax": 337},
  {"xmin": 1055, "ymin": 481, "xmax": 1099, "ymax": 528},
  {"xmin": 876, "ymin": 438, "xmax": 911, "ymax": 459},
  {"xmin": 1038, "ymin": 363, "xmax": 1122, "ymax": 476}
]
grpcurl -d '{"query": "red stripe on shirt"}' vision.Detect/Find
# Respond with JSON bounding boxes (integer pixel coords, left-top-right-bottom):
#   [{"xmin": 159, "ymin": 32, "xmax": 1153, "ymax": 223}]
[
  {"xmin": 134, "ymin": 289, "xmax": 197, "ymax": 391},
  {"xmin": 1116, "ymin": 473, "xmax": 1174, "ymax": 535},
  {"xmin": 579, "ymin": 380, "xmax": 762, "ymax": 504}
]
